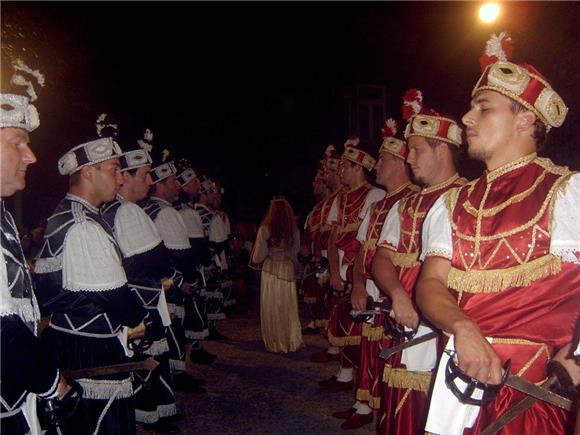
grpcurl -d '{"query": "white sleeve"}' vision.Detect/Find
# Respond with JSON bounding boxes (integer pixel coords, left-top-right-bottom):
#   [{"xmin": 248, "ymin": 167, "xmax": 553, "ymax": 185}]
[
  {"xmin": 551, "ymin": 173, "xmax": 580, "ymax": 264},
  {"xmin": 154, "ymin": 208, "xmax": 191, "ymax": 250},
  {"xmin": 250, "ymin": 226, "xmax": 269, "ymax": 265},
  {"xmin": 209, "ymin": 215, "xmax": 228, "ymax": 243},
  {"xmin": 377, "ymin": 200, "xmax": 401, "ymax": 249},
  {"xmin": 224, "ymin": 214, "xmax": 231, "ymax": 236},
  {"xmin": 357, "ymin": 207, "xmax": 372, "ymax": 242},
  {"xmin": 327, "ymin": 196, "xmax": 339, "ymax": 225},
  {"xmin": 62, "ymin": 221, "xmax": 127, "ymax": 291},
  {"xmin": 178, "ymin": 208, "xmax": 205, "ymax": 239},
  {"xmin": 115, "ymin": 203, "xmax": 162, "ymax": 258},
  {"xmin": 420, "ymin": 195, "xmax": 453, "ymax": 262},
  {"xmin": 359, "ymin": 188, "xmax": 386, "ymax": 219}
]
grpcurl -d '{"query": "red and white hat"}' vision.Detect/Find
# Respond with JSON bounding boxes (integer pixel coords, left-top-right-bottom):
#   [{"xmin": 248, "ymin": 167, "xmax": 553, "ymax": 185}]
[
  {"xmin": 473, "ymin": 32, "xmax": 567, "ymax": 130},
  {"xmin": 402, "ymin": 89, "xmax": 462, "ymax": 147},
  {"xmin": 323, "ymin": 144, "xmax": 341, "ymax": 171},
  {"xmin": 342, "ymin": 135, "xmax": 376, "ymax": 171},
  {"xmin": 379, "ymin": 118, "xmax": 407, "ymax": 160}
]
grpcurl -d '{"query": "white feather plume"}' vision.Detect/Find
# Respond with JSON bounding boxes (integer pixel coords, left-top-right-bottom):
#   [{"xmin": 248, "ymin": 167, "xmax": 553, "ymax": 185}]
[{"xmin": 485, "ymin": 32, "xmax": 510, "ymax": 61}]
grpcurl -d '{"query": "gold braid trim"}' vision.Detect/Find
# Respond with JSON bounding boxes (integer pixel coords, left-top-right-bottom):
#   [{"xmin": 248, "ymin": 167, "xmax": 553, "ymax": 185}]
[
  {"xmin": 386, "ymin": 368, "xmax": 432, "ymax": 392},
  {"xmin": 391, "ymin": 251, "xmax": 420, "ymax": 268},
  {"xmin": 338, "ymin": 221, "xmax": 362, "ymax": 234},
  {"xmin": 394, "ymin": 389, "xmax": 412, "ymax": 416},
  {"xmin": 448, "ymin": 254, "xmax": 561, "ymax": 293},
  {"xmin": 303, "ymin": 296, "xmax": 317, "ymax": 304},
  {"xmin": 327, "ymin": 331, "xmax": 361, "ymax": 347},
  {"xmin": 362, "ymin": 323, "xmax": 386, "ymax": 342}
]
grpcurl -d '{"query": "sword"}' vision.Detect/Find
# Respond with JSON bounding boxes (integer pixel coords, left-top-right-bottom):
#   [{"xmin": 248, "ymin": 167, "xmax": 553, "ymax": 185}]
[
  {"xmin": 502, "ymin": 372, "xmax": 573, "ymax": 411},
  {"xmin": 481, "ymin": 360, "xmax": 576, "ymax": 435},
  {"xmin": 62, "ymin": 357, "xmax": 159, "ymax": 378},
  {"xmin": 378, "ymin": 330, "xmax": 439, "ymax": 360}
]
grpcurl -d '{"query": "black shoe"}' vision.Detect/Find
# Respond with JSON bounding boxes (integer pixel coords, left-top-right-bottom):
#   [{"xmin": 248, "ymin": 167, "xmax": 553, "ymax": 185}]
[
  {"xmin": 207, "ymin": 327, "xmax": 228, "ymax": 341},
  {"xmin": 302, "ymin": 326, "xmax": 320, "ymax": 335},
  {"xmin": 163, "ymin": 413, "xmax": 184, "ymax": 423},
  {"xmin": 142, "ymin": 420, "xmax": 180, "ymax": 433},
  {"xmin": 189, "ymin": 349, "xmax": 216, "ymax": 365},
  {"xmin": 172, "ymin": 373, "xmax": 207, "ymax": 394}
]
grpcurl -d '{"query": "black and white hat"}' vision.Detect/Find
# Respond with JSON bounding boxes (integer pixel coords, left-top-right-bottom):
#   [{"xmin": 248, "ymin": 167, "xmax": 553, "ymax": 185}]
[
  {"xmin": 199, "ymin": 176, "xmax": 217, "ymax": 194},
  {"xmin": 57, "ymin": 113, "xmax": 123, "ymax": 176},
  {"xmin": 0, "ymin": 59, "xmax": 44, "ymax": 132},
  {"xmin": 149, "ymin": 140, "xmax": 177, "ymax": 184},
  {"xmin": 175, "ymin": 158, "xmax": 197, "ymax": 187},
  {"xmin": 120, "ymin": 128, "xmax": 153, "ymax": 172}
]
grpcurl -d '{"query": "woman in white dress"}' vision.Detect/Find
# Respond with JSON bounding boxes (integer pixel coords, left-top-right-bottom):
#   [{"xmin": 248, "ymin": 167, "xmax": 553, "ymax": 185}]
[{"xmin": 251, "ymin": 197, "xmax": 304, "ymax": 353}]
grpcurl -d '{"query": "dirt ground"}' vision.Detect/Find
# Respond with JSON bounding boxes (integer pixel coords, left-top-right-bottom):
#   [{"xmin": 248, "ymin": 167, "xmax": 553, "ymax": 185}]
[{"xmin": 138, "ymin": 290, "xmax": 376, "ymax": 435}]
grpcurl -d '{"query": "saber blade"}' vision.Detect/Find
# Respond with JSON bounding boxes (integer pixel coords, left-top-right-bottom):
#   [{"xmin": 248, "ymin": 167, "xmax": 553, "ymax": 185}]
[
  {"xmin": 378, "ymin": 331, "xmax": 438, "ymax": 360},
  {"xmin": 62, "ymin": 358, "xmax": 159, "ymax": 379}
]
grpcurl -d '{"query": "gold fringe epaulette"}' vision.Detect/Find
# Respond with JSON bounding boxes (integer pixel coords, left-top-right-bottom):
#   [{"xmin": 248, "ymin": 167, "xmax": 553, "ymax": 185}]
[
  {"xmin": 356, "ymin": 388, "xmax": 371, "ymax": 403},
  {"xmin": 328, "ymin": 332, "xmax": 361, "ymax": 347},
  {"xmin": 448, "ymin": 254, "xmax": 561, "ymax": 293},
  {"xmin": 391, "ymin": 251, "xmax": 420, "ymax": 268},
  {"xmin": 362, "ymin": 322, "xmax": 386, "ymax": 342},
  {"xmin": 385, "ymin": 368, "xmax": 432, "ymax": 392}
]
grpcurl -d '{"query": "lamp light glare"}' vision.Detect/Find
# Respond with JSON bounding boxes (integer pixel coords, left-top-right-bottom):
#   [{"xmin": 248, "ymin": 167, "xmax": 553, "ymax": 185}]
[{"xmin": 479, "ymin": 3, "xmax": 500, "ymax": 23}]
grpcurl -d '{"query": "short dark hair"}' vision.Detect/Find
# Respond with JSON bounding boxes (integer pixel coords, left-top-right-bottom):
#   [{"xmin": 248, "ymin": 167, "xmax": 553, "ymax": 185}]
[
  {"xmin": 426, "ymin": 138, "xmax": 460, "ymax": 169},
  {"xmin": 509, "ymin": 100, "xmax": 547, "ymax": 149},
  {"xmin": 69, "ymin": 170, "xmax": 82, "ymax": 187}
]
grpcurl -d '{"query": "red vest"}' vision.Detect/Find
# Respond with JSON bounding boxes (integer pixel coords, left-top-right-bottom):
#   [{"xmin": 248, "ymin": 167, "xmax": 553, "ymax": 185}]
[
  {"xmin": 447, "ymin": 156, "xmax": 579, "ymax": 350},
  {"xmin": 335, "ymin": 184, "xmax": 376, "ymax": 266},
  {"xmin": 362, "ymin": 182, "xmax": 419, "ymax": 278},
  {"xmin": 394, "ymin": 174, "xmax": 466, "ymax": 295}
]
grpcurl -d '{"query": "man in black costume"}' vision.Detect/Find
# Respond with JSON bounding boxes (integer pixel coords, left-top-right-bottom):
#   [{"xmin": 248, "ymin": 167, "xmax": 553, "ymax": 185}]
[{"xmin": 0, "ymin": 59, "xmax": 69, "ymax": 435}]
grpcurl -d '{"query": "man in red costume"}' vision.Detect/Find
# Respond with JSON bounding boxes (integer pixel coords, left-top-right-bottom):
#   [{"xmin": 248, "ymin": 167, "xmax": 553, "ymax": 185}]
[
  {"xmin": 310, "ymin": 146, "xmax": 345, "ymax": 363},
  {"xmin": 332, "ymin": 119, "xmax": 419, "ymax": 430},
  {"xmin": 417, "ymin": 32, "xmax": 579, "ymax": 435},
  {"xmin": 372, "ymin": 90, "xmax": 466, "ymax": 434},
  {"xmin": 321, "ymin": 137, "xmax": 385, "ymax": 397},
  {"xmin": 301, "ymin": 156, "xmax": 331, "ymax": 335}
]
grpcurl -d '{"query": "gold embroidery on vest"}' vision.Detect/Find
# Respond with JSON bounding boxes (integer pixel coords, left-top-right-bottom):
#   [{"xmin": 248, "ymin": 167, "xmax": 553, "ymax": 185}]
[{"xmin": 486, "ymin": 153, "xmax": 537, "ymax": 183}]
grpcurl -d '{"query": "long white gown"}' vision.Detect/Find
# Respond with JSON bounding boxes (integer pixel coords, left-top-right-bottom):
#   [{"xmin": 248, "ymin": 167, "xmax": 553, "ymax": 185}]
[{"xmin": 251, "ymin": 226, "xmax": 304, "ymax": 353}]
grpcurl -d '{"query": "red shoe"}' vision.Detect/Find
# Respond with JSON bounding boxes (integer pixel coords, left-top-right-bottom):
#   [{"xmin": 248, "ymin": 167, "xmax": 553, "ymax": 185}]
[
  {"xmin": 321, "ymin": 379, "xmax": 354, "ymax": 393},
  {"xmin": 310, "ymin": 350, "xmax": 340, "ymax": 363},
  {"xmin": 318, "ymin": 376, "xmax": 337, "ymax": 387},
  {"xmin": 332, "ymin": 407, "xmax": 357, "ymax": 419},
  {"xmin": 340, "ymin": 412, "xmax": 373, "ymax": 430}
]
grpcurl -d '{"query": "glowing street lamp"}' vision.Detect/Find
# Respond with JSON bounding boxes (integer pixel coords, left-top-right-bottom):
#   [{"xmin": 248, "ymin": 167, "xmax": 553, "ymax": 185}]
[{"xmin": 479, "ymin": 3, "xmax": 500, "ymax": 24}]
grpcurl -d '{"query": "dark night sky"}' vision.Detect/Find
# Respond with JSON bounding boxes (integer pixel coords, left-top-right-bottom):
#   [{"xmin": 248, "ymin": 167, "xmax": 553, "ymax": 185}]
[{"xmin": 2, "ymin": 1, "xmax": 579, "ymax": 228}]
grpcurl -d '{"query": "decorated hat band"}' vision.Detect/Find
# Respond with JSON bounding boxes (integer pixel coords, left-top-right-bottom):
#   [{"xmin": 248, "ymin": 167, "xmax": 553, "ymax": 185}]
[
  {"xmin": 380, "ymin": 137, "xmax": 407, "ymax": 160},
  {"xmin": 120, "ymin": 149, "xmax": 152, "ymax": 172},
  {"xmin": 200, "ymin": 178, "xmax": 217, "ymax": 194},
  {"xmin": 473, "ymin": 61, "xmax": 567, "ymax": 130},
  {"xmin": 404, "ymin": 114, "xmax": 462, "ymax": 147},
  {"xmin": 0, "ymin": 94, "xmax": 40, "ymax": 132},
  {"xmin": 150, "ymin": 161, "xmax": 176, "ymax": 184},
  {"xmin": 325, "ymin": 157, "xmax": 340, "ymax": 171},
  {"xmin": 176, "ymin": 167, "xmax": 197, "ymax": 186},
  {"xmin": 342, "ymin": 147, "xmax": 376, "ymax": 171},
  {"xmin": 58, "ymin": 137, "xmax": 123, "ymax": 176}
]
